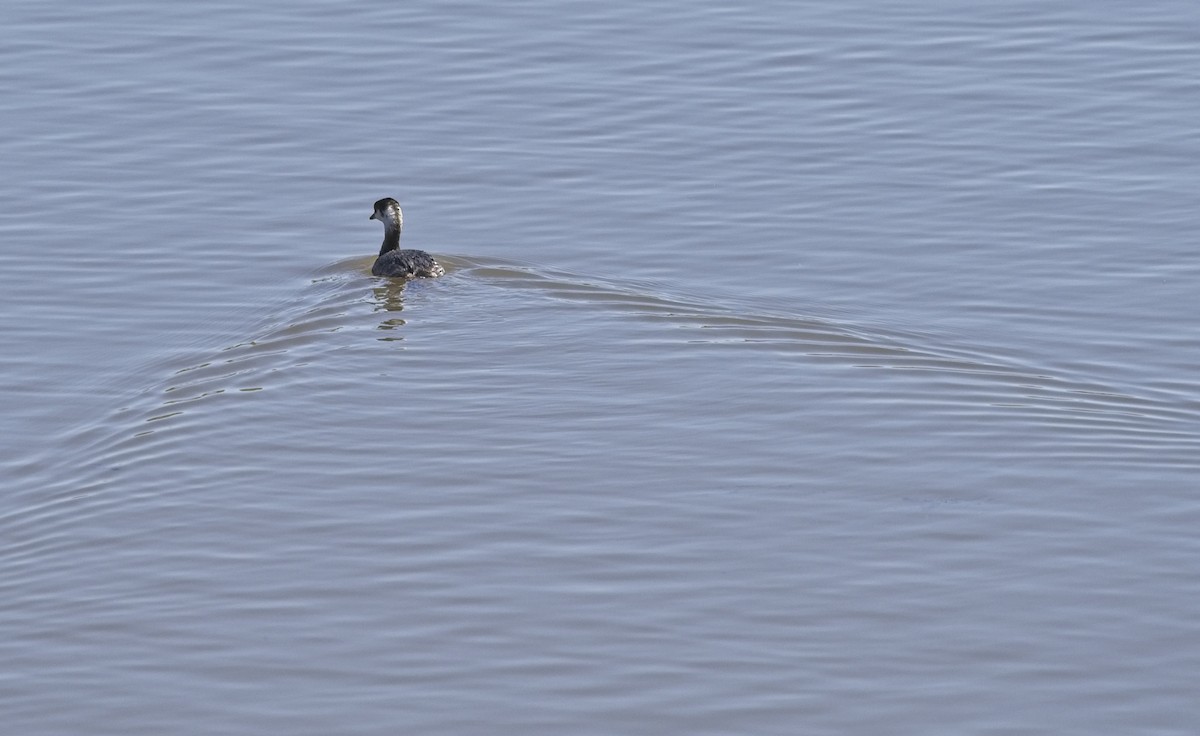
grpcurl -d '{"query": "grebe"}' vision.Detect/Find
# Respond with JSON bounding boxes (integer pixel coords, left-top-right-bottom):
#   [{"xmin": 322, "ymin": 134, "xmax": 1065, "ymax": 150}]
[{"xmin": 369, "ymin": 198, "xmax": 445, "ymax": 278}]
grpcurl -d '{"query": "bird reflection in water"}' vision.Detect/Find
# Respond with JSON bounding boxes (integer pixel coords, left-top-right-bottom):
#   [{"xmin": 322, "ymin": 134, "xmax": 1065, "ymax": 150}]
[{"xmin": 372, "ymin": 280, "xmax": 408, "ymax": 338}]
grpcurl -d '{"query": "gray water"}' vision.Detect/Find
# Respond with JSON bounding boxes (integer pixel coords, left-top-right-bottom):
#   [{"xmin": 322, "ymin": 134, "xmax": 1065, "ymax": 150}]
[{"xmin": 3, "ymin": 2, "xmax": 1200, "ymax": 733}]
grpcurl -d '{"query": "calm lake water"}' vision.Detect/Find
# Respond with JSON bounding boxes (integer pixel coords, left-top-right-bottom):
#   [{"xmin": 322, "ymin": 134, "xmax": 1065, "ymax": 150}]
[{"xmin": 3, "ymin": 2, "xmax": 1200, "ymax": 733}]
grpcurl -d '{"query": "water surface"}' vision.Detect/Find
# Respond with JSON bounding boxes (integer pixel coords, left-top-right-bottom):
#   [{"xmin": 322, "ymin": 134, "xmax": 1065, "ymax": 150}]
[{"xmin": 3, "ymin": 2, "xmax": 1200, "ymax": 734}]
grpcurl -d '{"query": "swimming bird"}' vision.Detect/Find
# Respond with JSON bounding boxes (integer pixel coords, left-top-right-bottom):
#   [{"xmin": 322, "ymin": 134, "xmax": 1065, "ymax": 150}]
[{"xmin": 369, "ymin": 198, "xmax": 445, "ymax": 278}]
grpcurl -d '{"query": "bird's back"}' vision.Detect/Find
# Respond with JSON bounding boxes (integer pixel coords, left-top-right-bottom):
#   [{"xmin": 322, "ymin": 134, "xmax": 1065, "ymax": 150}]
[{"xmin": 372, "ymin": 248, "xmax": 445, "ymax": 278}]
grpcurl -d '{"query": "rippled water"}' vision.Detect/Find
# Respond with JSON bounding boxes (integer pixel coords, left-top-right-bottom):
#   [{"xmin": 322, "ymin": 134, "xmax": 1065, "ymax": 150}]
[{"xmin": 3, "ymin": 2, "xmax": 1200, "ymax": 734}]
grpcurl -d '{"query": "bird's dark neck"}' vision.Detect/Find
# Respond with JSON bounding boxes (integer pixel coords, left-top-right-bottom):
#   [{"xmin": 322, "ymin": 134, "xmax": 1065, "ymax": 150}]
[{"xmin": 378, "ymin": 228, "xmax": 400, "ymax": 256}]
